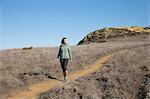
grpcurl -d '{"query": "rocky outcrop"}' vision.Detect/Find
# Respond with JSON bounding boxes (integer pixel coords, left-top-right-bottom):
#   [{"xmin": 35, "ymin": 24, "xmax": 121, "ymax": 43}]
[{"xmin": 78, "ymin": 26, "xmax": 150, "ymax": 45}]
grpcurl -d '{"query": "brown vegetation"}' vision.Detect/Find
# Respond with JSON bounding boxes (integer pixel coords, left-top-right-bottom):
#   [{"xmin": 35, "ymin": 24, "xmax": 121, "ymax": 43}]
[
  {"xmin": 0, "ymin": 26, "xmax": 150, "ymax": 99},
  {"xmin": 0, "ymin": 41, "xmax": 149, "ymax": 98},
  {"xmin": 78, "ymin": 26, "xmax": 150, "ymax": 45},
  {"xmin": 39, "ymin": 45, "xmax": 150, "ymax": 99}
]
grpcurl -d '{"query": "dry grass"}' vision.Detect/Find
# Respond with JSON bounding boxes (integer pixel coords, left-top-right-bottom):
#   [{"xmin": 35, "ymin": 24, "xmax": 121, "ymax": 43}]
[
  {"xmin": 39, "ymin": 44, "xmax": 150, "ymax": 99},
  {"xmin": 0, "ymin": 41, "xmax": 150, "ymax": 98},
  {"xmin": 78, "ymin": 27, "xmax": 150, "ymax": 45}
]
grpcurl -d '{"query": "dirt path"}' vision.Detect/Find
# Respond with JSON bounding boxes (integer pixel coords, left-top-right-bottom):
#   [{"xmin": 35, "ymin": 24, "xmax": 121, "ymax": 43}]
[{"xmin": 6, "ymin": 53, "xmax": 113, "ymax": 99}]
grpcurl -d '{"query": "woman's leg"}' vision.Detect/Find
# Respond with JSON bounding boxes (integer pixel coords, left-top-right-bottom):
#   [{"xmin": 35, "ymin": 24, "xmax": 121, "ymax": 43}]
[
  {"xmin": 60, "ymin": 59, "xmax": 68, "ymax": 79},
  {"xmin": 60, "ymin": 59, "xmax": 65, "ymax": 77},
  {"xmin": 64, "ymin": 70, "xmax": 68, "ymax": 78},
  {"xmin": 63, "ymin": 59, "xmax": 69, "ymax": 80}
]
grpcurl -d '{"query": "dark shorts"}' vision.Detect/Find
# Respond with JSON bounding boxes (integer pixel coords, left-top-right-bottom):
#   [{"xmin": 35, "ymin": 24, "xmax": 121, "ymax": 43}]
[{"xmin": 60, "ymin": 59, "xmax": 69, "ymax": 72}]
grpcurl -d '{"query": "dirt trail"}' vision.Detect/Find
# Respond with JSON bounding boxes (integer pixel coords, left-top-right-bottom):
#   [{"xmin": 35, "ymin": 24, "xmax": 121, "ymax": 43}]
[{"xmin": 6, "ymin": 53, "xmax": 113, "ymax": 99}]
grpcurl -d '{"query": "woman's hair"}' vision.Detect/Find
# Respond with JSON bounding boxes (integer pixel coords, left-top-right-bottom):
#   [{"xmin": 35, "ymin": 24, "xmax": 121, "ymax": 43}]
[{"xmin": 61, "ymin": 37, "xmax": 67, "ymax": 44}]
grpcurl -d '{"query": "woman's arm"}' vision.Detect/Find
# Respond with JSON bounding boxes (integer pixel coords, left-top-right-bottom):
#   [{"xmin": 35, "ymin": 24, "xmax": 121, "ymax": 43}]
[
  {"xmin": 68, "ymin": 46, "xmax": 72, "ymax": 61},
  {"xmin": 57, "ymin": 45, "xmax": 61, "ymax": 58}
]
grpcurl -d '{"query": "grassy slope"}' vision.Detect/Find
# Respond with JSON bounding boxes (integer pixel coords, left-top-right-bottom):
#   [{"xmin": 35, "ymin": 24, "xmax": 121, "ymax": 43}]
[
  {"xmin": 39, "ymin": 45, "xmax": 150, "ymax": 99},
  {"xmin": 0, "ymin": 41, "xmax": 150, "ymax": 98},
  {"xmin": 78, "ymin": 26, "xmax": 150, "ymax": 45},
  {"xmin": 0, "ymin": 26, "xmax": 150, "ymax": 98}
]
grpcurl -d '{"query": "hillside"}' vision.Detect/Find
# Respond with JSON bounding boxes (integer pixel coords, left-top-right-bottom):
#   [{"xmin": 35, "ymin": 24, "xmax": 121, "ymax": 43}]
[
  {"xmin": 0, "ymin": 26, "xmax": 150, "ymax": 99},
  {"xmin": 40, "ymin": 45, "xmax": 150, "ymax": 99},
  {"xmin": 78, "ymin": 26, "xmax": 150, "ymax": 45},
  {"xmin": 0, "ymin": 41, "xmax": 149, "ymax": 99}
]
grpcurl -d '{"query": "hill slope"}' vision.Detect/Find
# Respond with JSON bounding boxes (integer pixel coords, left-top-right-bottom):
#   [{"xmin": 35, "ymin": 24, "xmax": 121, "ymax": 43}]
[
  {"xmin": 40, "ymin": 45, "xmax": 150, "ymax": 99},
  {"xmin": 0, "ymin": 26, "xmax": 150, "ymax": 99},
  {"xmin": 1, "ymin": 41, "xmax": 150, "ymax": 99},
  {"xmin": 78, "ymin": 26, "xmax": 150, "ymax": 45}
]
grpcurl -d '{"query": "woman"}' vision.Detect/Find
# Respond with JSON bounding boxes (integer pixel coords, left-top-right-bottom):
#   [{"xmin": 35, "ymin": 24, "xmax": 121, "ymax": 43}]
[{"xmin": 57, "ymin": 37, "xmax": 72, "ymax": 81}]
